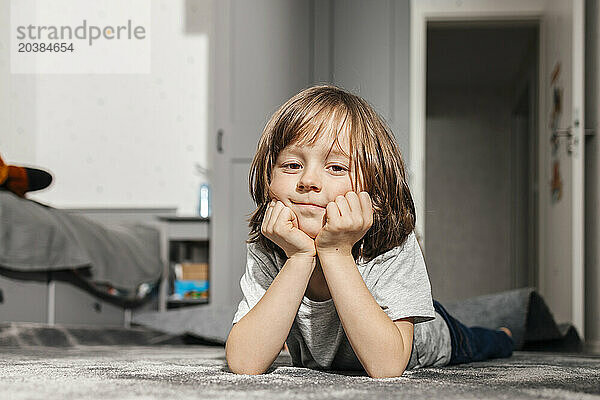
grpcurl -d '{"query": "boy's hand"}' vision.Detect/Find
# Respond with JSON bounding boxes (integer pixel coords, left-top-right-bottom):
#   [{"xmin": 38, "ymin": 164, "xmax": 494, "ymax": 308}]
[
  {"xmin": 262, "ymin": 200, "xmax": 317, "ymax": 258},
  {"xmin": 315, "ymin": 191, "xmax": 373, "ymax": 257}
]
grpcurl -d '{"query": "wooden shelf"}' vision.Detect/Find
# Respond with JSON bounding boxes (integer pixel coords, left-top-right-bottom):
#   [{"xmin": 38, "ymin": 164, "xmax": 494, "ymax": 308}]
[{"xmin": 167, "ymin": 298, "xmax": 209, "ymax": 309}]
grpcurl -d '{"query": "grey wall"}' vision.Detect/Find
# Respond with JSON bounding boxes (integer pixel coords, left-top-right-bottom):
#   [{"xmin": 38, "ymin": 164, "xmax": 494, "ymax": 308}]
[
  {"xmin": 425, "ymin": 87, "xmax": 516, "ymax": 301},
  {"xmin": 585, "ymin": 0, "xmax": 600, "ymax": 352},
  {"xmin": 314, "ymin": 0, "xmax": 411, "ymax": 164}
]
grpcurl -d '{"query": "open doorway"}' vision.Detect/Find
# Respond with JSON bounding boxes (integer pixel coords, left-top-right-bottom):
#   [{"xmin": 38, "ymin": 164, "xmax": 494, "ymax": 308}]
[{"xmin": 424, "ymin": 22, "xmax": 539, "ymax": 302}]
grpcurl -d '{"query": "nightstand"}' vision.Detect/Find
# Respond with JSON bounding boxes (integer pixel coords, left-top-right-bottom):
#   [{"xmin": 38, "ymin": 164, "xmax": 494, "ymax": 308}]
[{"xmin": 156, "ymin": 216, "xmax": 211, "ymax": 312}]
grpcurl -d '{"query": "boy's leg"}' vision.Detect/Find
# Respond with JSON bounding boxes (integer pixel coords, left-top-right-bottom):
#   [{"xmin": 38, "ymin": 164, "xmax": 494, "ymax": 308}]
[{"xmin": 433, "ymin": 300, "xmax": 514, "ymax": 365}]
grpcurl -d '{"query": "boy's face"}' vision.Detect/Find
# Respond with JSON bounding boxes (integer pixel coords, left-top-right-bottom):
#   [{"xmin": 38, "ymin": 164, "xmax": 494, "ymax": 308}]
[{"xmin": 269, "ymin": 131, "xmax": 355, "ymax": 239}]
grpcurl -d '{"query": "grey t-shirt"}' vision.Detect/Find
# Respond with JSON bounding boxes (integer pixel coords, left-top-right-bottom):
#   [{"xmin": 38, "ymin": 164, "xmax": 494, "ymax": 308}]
[{"xmin": 232, "ymin": 232, "xmax": 451, "ymax": 371}]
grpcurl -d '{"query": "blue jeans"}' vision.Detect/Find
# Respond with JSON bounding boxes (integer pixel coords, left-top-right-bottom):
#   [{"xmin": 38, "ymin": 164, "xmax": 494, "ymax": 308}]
[{"xmin": 433, "ymin": 300, "xmax": 514, "ymax": 365}]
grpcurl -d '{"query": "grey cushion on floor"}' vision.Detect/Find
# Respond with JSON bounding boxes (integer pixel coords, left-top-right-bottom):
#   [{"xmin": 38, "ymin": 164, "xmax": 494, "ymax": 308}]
[
  {"xmin": 133, "ymin": 287, "xmax": 582, "ymax": 352},
  {"xmin": 443, "ymin": 287, "xmax": 582, "ymax": 351},
  {"xmin": 133, "ymin": 304, "xmax": 235, "ymax": 344}
]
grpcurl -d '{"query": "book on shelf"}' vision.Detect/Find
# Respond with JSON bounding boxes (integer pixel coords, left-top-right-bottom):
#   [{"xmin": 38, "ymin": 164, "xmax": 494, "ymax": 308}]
[{"xmin": 172, "ymin": 262, "xmax": 209, "ymax": 300}]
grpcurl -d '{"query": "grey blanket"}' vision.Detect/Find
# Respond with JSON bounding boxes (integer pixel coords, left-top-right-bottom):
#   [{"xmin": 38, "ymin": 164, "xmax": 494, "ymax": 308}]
[{"xmin": 0, "ymin": 191, "xmax": 162, "ymax": 292}]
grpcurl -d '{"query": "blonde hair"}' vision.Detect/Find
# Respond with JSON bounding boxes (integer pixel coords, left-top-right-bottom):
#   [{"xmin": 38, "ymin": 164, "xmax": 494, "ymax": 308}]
[{"xmin": 247, "ymin": 84, "xmax": 415, "ymax": 262}]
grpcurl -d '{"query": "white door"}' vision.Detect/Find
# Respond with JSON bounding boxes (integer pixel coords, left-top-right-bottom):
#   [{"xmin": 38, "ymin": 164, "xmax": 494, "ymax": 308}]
[
  {"xmin": 411, "ymin": 0, "xmax": 585, "ymax": 337},
  {"xmin": 210, "ymin": 0, "xmax": 312, "ymax": 309},
  {"xmin": 539, "ymin": 0, "xmax": 585, "ymax": 337}
]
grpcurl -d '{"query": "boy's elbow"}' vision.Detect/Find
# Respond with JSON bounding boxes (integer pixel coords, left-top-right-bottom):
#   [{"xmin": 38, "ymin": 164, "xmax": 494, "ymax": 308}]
[
  {"xmin": 365, "ymin": 341, "xmax": 410, "ymax": 378},
  {"xmin": 226, "ymin": 350, "xmax": 268, "ymax": 376},
  {"xmin": 364, "ymin": 361, "xmax": 407, "ymax": 379},
  {"xmin": 229, "ymin": 364, "xmax": 265, "ymax": 375},
  {"xmin": 366, "ymin": 366, "xmax": 406, "ymax": 379},
  {"xmin": 225, "ymin": 335, "xmax": 268, "ymax": 375}
]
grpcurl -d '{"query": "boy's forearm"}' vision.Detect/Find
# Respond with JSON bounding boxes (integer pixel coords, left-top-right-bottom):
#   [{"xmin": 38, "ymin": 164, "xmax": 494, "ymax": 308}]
[
  {"xmin": 226, "ymin": 254, "xmax": 316, "ymax": 375},
  {"xmin": 318, "ymin": 252, "xmax": 409, "ymax": 378}
]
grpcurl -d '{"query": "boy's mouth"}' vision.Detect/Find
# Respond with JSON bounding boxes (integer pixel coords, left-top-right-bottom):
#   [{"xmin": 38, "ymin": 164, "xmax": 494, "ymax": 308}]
[{"xmin": 291, "ymin": 201, "xmax": 325, "ymax": 208}]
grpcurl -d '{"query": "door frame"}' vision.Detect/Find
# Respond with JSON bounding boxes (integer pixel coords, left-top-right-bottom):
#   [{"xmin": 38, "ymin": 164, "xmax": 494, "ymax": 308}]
[{"xmin": 410, "ymin": 0, "xmax": 585, "ymax": 337}]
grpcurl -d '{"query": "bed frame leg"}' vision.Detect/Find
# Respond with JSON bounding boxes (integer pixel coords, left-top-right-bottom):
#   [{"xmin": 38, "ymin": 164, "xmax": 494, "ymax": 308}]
[{"xmin": 47, "ymin": 281, "xmax": 55, "ymax": 326}]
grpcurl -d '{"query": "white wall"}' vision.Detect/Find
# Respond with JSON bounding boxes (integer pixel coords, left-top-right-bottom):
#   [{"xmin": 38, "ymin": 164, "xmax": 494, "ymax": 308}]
[
  {"xmin": 0, "ymin": 0, "xmax": 38, "ymax": 163},
  {"xmin": 1, "ymin": 0, "xmax": 211, "ymax": 215}
]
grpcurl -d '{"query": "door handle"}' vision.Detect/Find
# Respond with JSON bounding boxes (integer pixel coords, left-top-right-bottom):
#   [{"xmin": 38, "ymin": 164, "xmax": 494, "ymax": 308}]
[{"xmin": 217, "ymin": 129, "xmax": 224, "ymax": 153}]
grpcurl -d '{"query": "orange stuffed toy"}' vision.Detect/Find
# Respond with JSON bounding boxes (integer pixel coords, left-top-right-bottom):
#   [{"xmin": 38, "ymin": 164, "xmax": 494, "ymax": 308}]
[{"xmin": 0, "ymin": 154, "xmax": 53, "ymax": 198}]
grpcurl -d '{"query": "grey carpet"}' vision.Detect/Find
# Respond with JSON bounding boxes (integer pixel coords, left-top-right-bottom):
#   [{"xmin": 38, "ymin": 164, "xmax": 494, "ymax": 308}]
[
  {"xmin": 0, "ymin": 322, "xmax": 186, "ymax": 347},
  {"xmin": 0, "ymin": 346, "xmax": 598, "ymax": 399}
]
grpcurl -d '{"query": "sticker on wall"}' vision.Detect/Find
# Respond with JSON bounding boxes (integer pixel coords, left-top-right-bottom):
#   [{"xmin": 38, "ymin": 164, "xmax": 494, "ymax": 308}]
[
  {"xmin": 551, "ymin": 160, "xmax": 562, "ymax": 203},
  {"xmin": 550, "ymin": 62, "xmax": 563, "ymax": 156},
  {"xmin": 549, "ymin": 62, "xmax": 565, "ymax": 203}
]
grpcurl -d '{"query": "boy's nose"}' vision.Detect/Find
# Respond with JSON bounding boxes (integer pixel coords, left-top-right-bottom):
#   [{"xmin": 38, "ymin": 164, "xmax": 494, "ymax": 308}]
[{"xmin": 297, "ymin": 169, "xmax": 321, "ymax": 191}]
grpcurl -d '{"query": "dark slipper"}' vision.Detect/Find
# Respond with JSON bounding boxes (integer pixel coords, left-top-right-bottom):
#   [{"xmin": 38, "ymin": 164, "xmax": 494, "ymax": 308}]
[
  {"xmin": 22, "ymin": 167, "xmax": 53, "ymax": 192},
  {"xmin": 0, "ymin": 155, "xmax": 53, "ymax": 197}
]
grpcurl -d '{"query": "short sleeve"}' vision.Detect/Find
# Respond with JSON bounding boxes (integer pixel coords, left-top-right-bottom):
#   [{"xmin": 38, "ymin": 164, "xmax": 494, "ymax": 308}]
[
  {"xmin": 231, "ymin": 242, "xmax": 278, "ymax": 325},
  {"xmin": 367, "ymin": 232, "xmax": 435, "ymax": 324}
]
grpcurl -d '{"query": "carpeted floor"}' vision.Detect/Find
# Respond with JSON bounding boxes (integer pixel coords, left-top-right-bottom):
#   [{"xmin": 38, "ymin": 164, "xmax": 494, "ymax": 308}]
[
  {"xmin": 2, "ymin": 288, "xmax": 598, "ymax": 399},
  {"xmin": 1, "ymin": 346, "xmax": 599, "ymax": 400}
]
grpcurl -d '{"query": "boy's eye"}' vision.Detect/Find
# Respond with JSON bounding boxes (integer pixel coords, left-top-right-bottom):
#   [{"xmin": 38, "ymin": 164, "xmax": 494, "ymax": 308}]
[
  {"xmin": 281, "ymin": 163, "xmax": 347, "ymax": 173},
  {"xmin": 284, "ymin": 163, "xmax": 301, "ymax": 169},
  {"xmin": 329, "ymin": 165, "xmax": 347, "ymax": 173}
]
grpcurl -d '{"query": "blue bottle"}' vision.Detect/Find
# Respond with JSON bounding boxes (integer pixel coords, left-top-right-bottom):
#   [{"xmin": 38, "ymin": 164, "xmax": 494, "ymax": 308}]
[{"xmin": 198, "ymin": 183, "xmax": 211, "ymax": 218}]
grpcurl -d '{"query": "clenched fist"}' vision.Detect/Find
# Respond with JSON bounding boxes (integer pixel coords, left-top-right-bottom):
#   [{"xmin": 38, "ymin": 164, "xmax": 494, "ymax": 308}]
[
  {"xmin": 315, "ymin": 191, "xmax": 373, "ymax": 257},
  {"xmin": 261, "ymin": 200, "xmax": 317, "ymax": 258}
]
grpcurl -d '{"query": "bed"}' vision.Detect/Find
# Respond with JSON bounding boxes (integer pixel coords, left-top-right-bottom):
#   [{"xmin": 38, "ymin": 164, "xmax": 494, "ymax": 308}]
[{"xmin": 0, "ymin": 191, "xmax": 170, "ymax": 326}]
